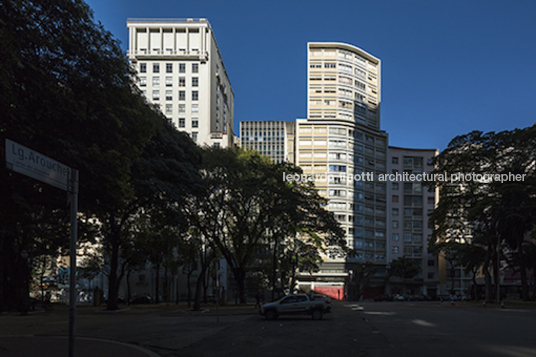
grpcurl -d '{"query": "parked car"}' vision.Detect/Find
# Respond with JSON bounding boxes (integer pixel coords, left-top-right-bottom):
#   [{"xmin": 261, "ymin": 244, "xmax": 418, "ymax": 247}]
[
  {"xmin": 393, "ymin": 294, "xmax": 406, "ymax": 301},
  {"xmin": 259, "ymin": 293, "xmax": 331, "ymax": 320},
  {"xmin": 374, "ymin": 294, "xmax": 394, "ymax": 302},
  {"xmin": 129, "ymin": 295, "xmax": 154, "ymax": 305}
]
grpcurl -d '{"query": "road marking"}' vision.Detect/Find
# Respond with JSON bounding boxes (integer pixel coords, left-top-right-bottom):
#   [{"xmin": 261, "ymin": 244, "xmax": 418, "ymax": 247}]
[{"xmin": 411, "ymin": 319, "xmax": 436, "ymax": 327}]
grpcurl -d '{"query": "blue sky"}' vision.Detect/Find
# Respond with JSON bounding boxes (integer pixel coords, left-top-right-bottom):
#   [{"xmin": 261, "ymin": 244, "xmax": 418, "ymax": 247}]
[{"xmin": 85, "ymin": 0, "xmax": 536, "ymax": 150}]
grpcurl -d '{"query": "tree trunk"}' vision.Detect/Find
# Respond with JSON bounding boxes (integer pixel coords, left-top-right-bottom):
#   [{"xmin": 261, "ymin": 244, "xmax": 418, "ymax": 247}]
[
  {"xmin": 187, "ymin": 270, "xmax": 192, "ymax": 307},
  {"xmin": 232, "ymin": 267, "xmax": 247, "ymax": 304},
  {"xmin": 193, "ymin": 267, "xmax": 206, "ymax": 311},
  {"xmin": 271, "ymin": 237, "xmax": 278, "ymax": 301},
  {"xmin": 517, "ymin": 238, "xmax": 530, "ymax": 301},
  {"xmin": 203, "ymin": 270, "xmax": 209, "ymax": 304},
  {"xmin": 106, "ymin": 222, "xmax": 121, "ymax": 310},
  {"xmin": 154, "ymin": 262, "xmax": 160, "ymax": 304},
  {"xmin": 493, "ymin": 252, "xmax": 500, "ymax": 302},
  {"xmin": 126, "ymin": 269, "xmax": 132, "ymax": 304},
  {"xmin": 164, "ymin": 265, "xmax": 168, "ymax": 304},
  {"xmin": 483, "ymin": 253, "xmax": 493, "ymax": 302}
]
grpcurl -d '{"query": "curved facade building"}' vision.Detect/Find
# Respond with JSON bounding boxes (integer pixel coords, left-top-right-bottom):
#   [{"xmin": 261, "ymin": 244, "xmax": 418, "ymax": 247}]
[{"xmin": 296, "ymin": 43, "xmax": 389, "ymax": 297}]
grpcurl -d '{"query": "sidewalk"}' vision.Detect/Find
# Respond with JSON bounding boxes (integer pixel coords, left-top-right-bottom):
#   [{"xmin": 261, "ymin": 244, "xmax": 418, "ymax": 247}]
[
  {"xmin": 0, "ymin": 303, "xmax": 260, "ymax": 357},
  {"xmin": 0, "ymin": 335, "xmax": 159, "ymax": 357}
]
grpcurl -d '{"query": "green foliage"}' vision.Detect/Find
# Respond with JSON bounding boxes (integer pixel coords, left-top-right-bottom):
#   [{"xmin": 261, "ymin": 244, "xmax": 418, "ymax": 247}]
[
  {"xmin": 427, "ymin": 125, "xmax": 536, "ymax": 300},
  {"xmin": 188, "ymin": 147, "xmax": 345, "ymax": 303},
  {"xmin": 0, "ymin": 0, "xmax": 201, "ymax": 310},
  {"xmin": 387, "ymin": 257, "xmax": 422, "ymax": 279}
]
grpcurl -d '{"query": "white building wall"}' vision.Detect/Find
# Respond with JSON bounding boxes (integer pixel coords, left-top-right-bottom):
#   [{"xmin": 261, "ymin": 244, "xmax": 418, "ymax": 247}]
[{"xmin": 127, "ymin": 18, "xmax": 234, "ymax": 148}]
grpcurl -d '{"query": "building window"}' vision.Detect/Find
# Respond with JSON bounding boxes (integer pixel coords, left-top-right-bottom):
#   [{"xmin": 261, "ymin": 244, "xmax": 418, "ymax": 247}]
[
  {"xmin": 404, "ymin": 233, "xmax": 412, "ymax": 242},
  {"xmin": 192, "ymin": 119, "xmax": 198, "ymax": 128},
  {"xmin": 178, "ymin": 104, "xmax": 185, "ymax": 113},
  {"xmin": 392, "ymin": 208, "xmax": 399, "ymax": 215},
  {"xmin": 139, "ymin": 76, "xmax": 146, "ymax": 87},
  {"xmin": 152, "ymin": 77, "xmax": 160, "ymax": 86},
  {"xmin": 428, "ymin": 196, "xmax": 435, "ymax": 204},
  {"xmin": 179, "ymin": 77, "xmax": 185, "ymax": 87},
  {"xmin": 428, "ymin": 273, "xmax": 434, "ymax": 279},
  {"xmin": 179, "ymin": 63, "xmax": 185, "ymax": 73},
  {"xmin": 214, "ymin": 142, "xmax": 220, "ymax": 148},
  {"xmin": 166, "ymin": 77, "xmax": 172, "ymax": 86},
  {"xmin": 392, "ymin": 220, "xmax": 399, "ymax": 228},
  {"xmin": 192, "ymin": 90, "xmax": 198, "ymax": 101},
  {"xmin": 192, "ymin": 104, "xmax": 199, "ymax": 114},
  {"xmin": 392, "ymin": 246, "xmax": 399, "ymax": 254},
  {"xmin": 178, "ymin": 118, "xmax": 185, "ymax": 128},
  {"xmin": 192, "ymin": 77, "xmax": 198, "ymax": 87},
  {"xmin": 428, "ymin": 259, "xmax": 435, "ymax": 266},
  {"xmin": 153, "ymin": 63, "xmax": 159, "ymax": 73},
  {"xmin": 165, "ymin": 104, "xmax": 172, "ymax": 115},
  {"xmin": 392, "ymin": 182, "xmax": 399, "ymax": 190},
  {"xmin": 166, "ymin": 63, "xmax": 172, "ymax": 73},
  {"xmin": 392, "ymin": 195, "xmax": 399, "ymax": 203},
  {"xmin": 392, "ymin": 233, "xmax": 399, "ymax": 241},
  {"xmin": 192, "ymin": 63, "xmax": 199, "ymax": 73},
  {"xmin": 140, "ymin": 63, "xmax": 146, "ymax": 73},
  {"xmin": 152, "ymin": 90, "xmax": 159, "ymax": 100},
  {"xmin": 165, "ymin": 90, "xmax": 172, "ymax": 101},
  {"xmin": 179, "ymin": 91, "xmax": 185, "ymax": 100},
  {"xmin": 191, "ymin": 132, "xmax": 198, "ymax": 142},
  {"xmin": 392, "ymin": 157, "xmax": 399, "ymax": 164}
]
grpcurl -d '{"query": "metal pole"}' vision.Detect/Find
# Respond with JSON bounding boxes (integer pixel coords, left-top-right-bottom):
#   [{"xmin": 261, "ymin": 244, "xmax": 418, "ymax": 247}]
[
  {"xmin": 68, "ymin": 170, "xmax": 79, "ymax": 357},
  {"xmin": 496, "ymin": 233, "xmax": 500, "ymax": 303}
]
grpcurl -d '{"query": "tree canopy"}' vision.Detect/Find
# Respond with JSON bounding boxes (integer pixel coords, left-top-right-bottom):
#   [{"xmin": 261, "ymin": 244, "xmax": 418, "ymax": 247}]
[{"xmin": 0, "ymin": 0, "xmax": 201, "ymax": 311}]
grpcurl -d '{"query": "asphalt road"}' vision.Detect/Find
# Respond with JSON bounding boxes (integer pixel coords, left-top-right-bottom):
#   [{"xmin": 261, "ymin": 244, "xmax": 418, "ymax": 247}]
[
  {"xmin": 2, "ymin": 302, "xmax": 536, "ymax": 357},
  {"xmin": 178, "ymin": 301, "xmax": 536, "ymax": 357}
]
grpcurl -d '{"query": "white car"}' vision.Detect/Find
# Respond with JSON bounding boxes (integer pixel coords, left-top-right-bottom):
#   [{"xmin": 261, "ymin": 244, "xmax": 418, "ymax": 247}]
[{"xmin": 259, "ymin": 293, "xmax": 332, "ymax": 320}]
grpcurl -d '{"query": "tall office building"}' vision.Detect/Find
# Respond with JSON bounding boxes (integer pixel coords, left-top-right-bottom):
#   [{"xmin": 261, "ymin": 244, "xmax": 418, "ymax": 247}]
[
  {"xmin": 240, "ymin": 121, "xmax": 295, "ymax": 163},
  {"xmin": 387, "ymin": 147, "xmax": 439, "ymax": 297},
  {"xmin": 127, "ymin": 18, "xmax": 234, "ymax": 147},
  {"xmin": 295, "ymin": 43, "xmax": 388, "ymax": 298}
]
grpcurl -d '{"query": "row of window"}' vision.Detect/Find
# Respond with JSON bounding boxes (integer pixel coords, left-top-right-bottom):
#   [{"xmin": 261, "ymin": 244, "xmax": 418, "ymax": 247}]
[
  {"xmin": 159, "ymin": 102, "xmax": 199, "ymax": 114},
  {"xmin": 391, "ymin": 195, "xmax": 435, "ymax": 205},
  {"xmin": 175, "ymin": 118, "xmax": 199, "ymax": 128},
  {"xmin": 140, "ymin": 76, "xmax": 198, "ymax": 87},
  {"xmin": 148, "ymin": 90, "xmax": 199, "ymax": 101},
  {"xmin": 140, "ymin": 62, "xmax": 198, "ymax": 74},
  {"xmin": 391, "ymin": 156, "xmax": 434, "ymax": 166}
]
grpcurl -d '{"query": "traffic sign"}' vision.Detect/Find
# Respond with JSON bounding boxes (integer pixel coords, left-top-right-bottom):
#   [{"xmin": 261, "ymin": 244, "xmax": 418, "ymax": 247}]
[{"xmin": 5, "ymin": 139, "xmax": 75, "ymax": 192}]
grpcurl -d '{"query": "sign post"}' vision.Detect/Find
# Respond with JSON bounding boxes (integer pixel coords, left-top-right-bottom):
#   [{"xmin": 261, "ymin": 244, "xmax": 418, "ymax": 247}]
[{"xmin": 6, "ymin": 139, "xmax": 79, "ymax": 357}]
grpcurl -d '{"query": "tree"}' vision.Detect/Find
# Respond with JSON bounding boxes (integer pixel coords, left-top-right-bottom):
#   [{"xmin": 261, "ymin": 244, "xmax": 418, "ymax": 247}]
[
  {"xmin": 188, "ymin": 148, "xmax": 345, "ymax": 306},
  {"xmin": 388, "ymin": 257, "xmax": 422, "ymax": 279},
  {"xmin": 0, "ymin": 0, "xmax": 201, "ymax": 311},
  {"xmin": 428, "ymin": 127, "xmax": 536, "ymax": 301}
]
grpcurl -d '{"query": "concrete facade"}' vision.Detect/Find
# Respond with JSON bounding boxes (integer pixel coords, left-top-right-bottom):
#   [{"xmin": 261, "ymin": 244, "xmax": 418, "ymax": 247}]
[
  {"xmin": 240, "ymin": 121, "xmax": 296, "ymax": 164},
  {"xmin": 295, "ymin": 43, "xmax": 389, "ymax": 298},
  {"xmin": 127, "ymin": 18, "xmax": 234, "ymax": 148},
  {"xmin": 387, "ymin": 146, "xmax": 440, "ymax": 297}
]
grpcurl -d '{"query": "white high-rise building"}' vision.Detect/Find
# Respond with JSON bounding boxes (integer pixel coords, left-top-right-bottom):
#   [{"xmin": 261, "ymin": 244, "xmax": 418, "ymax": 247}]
[
  {"xmin": 127, "ymin": 18, "xmax": 234, "ymax": 147},
  {"xmin": 295, "ymin": 42, "xmax": 389, "ymax": 299}
]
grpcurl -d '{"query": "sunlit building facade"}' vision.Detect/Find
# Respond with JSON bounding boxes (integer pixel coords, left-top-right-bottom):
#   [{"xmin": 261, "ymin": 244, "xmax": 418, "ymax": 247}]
[
  {"xmin": 240, "ymin": 121, "xmax": 296, "ymax": 163},
  {"xmin": 295, "ymin": 43, "xmax": 389, "ymax": 298},
  {"xmin": 127, "ymin": 18, "xmax": 234, "ymax": 147}
]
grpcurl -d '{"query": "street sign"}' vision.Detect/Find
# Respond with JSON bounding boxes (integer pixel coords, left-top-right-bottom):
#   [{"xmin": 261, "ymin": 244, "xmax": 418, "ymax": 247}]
[
  {"xmin": 5, "ymin": 139, "xmax": 74, "ymax": 191},
  {"xmin": 5, "ymin": 138, "xmax": 79, "ymax": 357}
]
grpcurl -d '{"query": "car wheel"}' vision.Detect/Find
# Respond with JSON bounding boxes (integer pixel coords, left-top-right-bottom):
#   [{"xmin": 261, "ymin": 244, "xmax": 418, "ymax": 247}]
[
  {"xmin": 265, "ymin": 309, "xmax": 277, "ymax": 320},
  {"xmin": 311, "ymin": 309, "xmax": 323, "ymax": 320}
]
